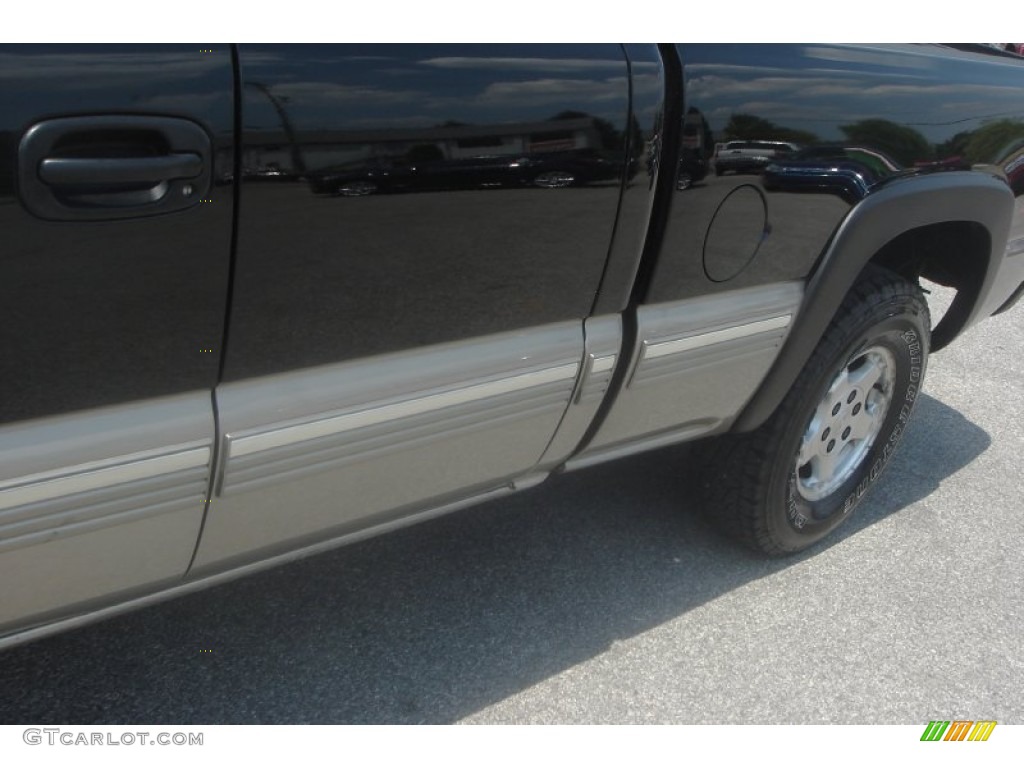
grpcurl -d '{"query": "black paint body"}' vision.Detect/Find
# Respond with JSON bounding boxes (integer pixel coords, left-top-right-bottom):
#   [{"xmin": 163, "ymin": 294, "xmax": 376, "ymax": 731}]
[
  {"xmin": 650, "ymin": 43, "xmax": 1024, "ymax": 302},
  {"xmin": 4, "ymin": 43, "xmax": 1024, "ymax": 425},
  {"xmin": 0, "ymin": 44, "xmax": 234, "ymax": 424},
  {"xmin": 222, "ymin": 44, "xmax": 635, "ymax": 381}
]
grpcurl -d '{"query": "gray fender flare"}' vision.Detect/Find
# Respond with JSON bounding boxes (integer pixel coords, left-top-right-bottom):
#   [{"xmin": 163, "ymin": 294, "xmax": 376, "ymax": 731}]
[{"xmin": 733, "ymin": 171, "xmax": 1014, "ymax": 433}]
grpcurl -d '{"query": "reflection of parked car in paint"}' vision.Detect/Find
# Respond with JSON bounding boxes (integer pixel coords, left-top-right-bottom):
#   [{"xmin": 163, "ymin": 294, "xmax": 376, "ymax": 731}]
[
  {"xmin": 714, "ymin": 140, "xmax": 800, "ymax": 175},
  {"xmin": 1005, "ymin": 150, "xmax": 1024, "ymax": 195},
  {"xmin": 676, "ymin": 152, "xmax": 708, "ymax": 190},
  {"xmin": 762, "ymin": 145, "xmax": 904, "ymax": 202},
  {"xmin": 307, "ymin": 149, "xmax": 620, "ymax": 196},
  {"xmin": 519, "ymin": 149, "xmax": 622, "ymax": 188}
]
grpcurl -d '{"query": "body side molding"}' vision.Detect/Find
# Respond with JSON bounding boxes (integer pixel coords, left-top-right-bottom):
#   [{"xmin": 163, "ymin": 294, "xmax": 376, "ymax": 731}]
[
  {"xmin": 574, "ymin": 282, "xmax": 803, "ymax": 462},
  {"xmin": 195, "ymin": 322, "xmax": 585, "ymax": 570},
  {"xmin": 539, "ymin": 315, "xmax": 623, "ymax": 467},
  {"xmin": 0, "ymin": 393, "xmax": 214, "ymax": 632},
  {"xmin": 0, "ymin": 445, "xmax": 209, "ymax": 512},
  {"xmin": 226, "ymin": 363, "xmax": 579, "ymax": 461}
]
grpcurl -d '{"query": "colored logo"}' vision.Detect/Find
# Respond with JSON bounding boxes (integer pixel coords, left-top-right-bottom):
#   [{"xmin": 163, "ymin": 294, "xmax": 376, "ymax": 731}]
[{"xmin": 920, "ymin": 720, "xmax": 997, "ymax": 741}]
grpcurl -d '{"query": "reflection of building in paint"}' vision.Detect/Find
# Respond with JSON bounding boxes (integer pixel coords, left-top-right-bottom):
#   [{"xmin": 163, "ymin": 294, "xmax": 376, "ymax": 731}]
[
  {"xmin": 1003, "ymin": 147, "xmax": 1024, "ymax": 187},
  {"xmin": 242, "ymin": 117, "xmax": 607, "ymax": 176},
  {"xmin": 681, "ymin": 109, "xmax": 712, "ymax": 156}
]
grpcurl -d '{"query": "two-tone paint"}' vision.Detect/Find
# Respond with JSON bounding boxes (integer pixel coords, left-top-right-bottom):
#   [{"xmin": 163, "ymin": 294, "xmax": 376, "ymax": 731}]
[{"xmin": 2, "ymin": 44, "xmax": 1023, "ymax": 647}]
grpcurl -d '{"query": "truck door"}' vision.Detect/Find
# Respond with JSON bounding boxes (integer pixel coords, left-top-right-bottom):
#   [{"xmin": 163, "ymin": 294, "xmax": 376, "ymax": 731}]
[
  {"xmin": 192, "ymin": 44, "xmax": 635, "ymax": 570},
  {"xmin": 0, "ymin": 44, "xmax": 234, "ymax": 631}
]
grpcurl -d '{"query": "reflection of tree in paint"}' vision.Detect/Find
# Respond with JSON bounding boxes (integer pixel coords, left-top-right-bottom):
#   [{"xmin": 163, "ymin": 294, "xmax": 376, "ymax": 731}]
[
  {"xmin": 839, "ymin": 119, "xmax": 930, "ymax": 166},
  {"xmin": 962, "ymin": 119, "xmax": 1024, "ymax": 165},
  {"xmin": 935, "ymin": 130, "xmax": 973, "ymax": 162},
  {"xmin": 721, "ymin": 113, "xmax": 818, "ymax": 146},
  {"xmin": 547, "ymin": 110, "xmax": 625, "ymax": 152}
]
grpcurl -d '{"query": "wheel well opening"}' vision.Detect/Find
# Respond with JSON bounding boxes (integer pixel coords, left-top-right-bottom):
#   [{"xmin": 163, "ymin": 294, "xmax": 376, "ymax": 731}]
[{"xmin": 866, "ymin": 221, "xmax": 990, "ymax": 350}]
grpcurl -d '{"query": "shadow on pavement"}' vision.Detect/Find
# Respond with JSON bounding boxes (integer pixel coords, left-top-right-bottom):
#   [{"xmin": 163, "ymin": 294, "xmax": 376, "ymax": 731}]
[{"xmin": 0, "ymin": 393, "xmax": 988, "ymax": 724}]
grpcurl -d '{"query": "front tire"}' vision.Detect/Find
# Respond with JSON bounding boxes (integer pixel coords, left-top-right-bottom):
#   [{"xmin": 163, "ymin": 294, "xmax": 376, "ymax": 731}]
[{"xmin": 700, "ymin": 267, "xmax": 930, "ymax": 555}]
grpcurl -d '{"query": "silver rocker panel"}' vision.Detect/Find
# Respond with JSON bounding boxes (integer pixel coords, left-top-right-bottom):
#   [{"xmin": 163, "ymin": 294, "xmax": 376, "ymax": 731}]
[
  {"xmin": 192, "ymin": 322, "xmax": 585, "ymax": 571},
  {"xmin": 575, "ymin": 282, "xmax": 804, "ymax": 464},
  {"xmin": 0, "ymin": 392, "xmax": 213, "ymax": 632}
]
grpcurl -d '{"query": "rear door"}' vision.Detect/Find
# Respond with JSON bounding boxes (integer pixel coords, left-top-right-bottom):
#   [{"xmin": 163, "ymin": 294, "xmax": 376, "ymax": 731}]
[
  {"xmin": 0, "ymin": 45, "xmax": 234, "ymax": 631},
  {"xmin": 192, "ymin": 44, "xmax": 634, "ymax": 570}
]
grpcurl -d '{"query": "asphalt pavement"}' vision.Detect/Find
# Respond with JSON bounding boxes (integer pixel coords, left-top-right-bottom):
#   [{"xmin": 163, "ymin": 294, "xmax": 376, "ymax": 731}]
[{"xmin": 0, "ymin": 288, "xmax": 1021, "ymax": 725}]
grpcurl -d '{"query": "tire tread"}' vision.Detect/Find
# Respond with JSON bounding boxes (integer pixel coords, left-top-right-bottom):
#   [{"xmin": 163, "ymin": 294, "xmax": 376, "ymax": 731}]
[{"xmin": 699, "ymin": 266, "xmax": 930, "ymax": 555}]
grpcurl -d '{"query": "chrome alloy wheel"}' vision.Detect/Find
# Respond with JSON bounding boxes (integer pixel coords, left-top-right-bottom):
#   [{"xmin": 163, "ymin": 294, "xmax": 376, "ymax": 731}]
[{"xmin": 794, "ymin": 345, "xmax": 897, "ymax": 503}]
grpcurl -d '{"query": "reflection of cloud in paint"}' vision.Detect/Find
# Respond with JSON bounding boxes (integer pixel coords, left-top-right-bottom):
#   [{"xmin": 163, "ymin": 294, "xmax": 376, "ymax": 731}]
[
  {"xmin": 134, "ymin": 93, "xmax": 226, "ymax": 112},
  {"xmin": 315, "ymin": 114, "xmax": 442, "ymax": 130},
  {"xmin": 420, "ymin": 57, "xmax": 625, "ymax": 72},
  {"xmin": 244, "ymin": 77, "xmax": 629, "ymax": 130},
  {"xmin": 631, "ymin": 73, "xmax": 663, "ymax": 96},
  {"xmin": 378, "ymin": 68, "xmax": 424, "ymax": 78},
  {"xmin": 732, "ymin": 100, "xmax": 811, "ymax": 114},
  {"xmin": 802, "ymin": 45, "xmax": 938, "ymax": 71},
  {"xmin": 0, "ymin": 52, "xmax": 220, "ymax": 86},
  {"xmin": 729, "ymin": 101, "xmax": 853, "ymax": 123},
  {"xmin": 686, "ymin": 63, "xmax": 790, "ymax": 75},
  {"xmin": 263, "ymin": 81, "xmax": 421, "ymax": 106},
  {"xmin": 799, "ymin": 84, "xmax": 868, "ymax": 97},
  {"xmin": 689, "ymin": 70, "xmax": 1022, "ymax": 107},
  {"xmin": 264, "ymin": 75, "xmax": 628, "ymax": 112},
  {"xmin": 694, "ymin": 71, "xmax": 1024, "ymax": 129},
  {"xmin": 477, "ymin": 78, "xmax": 626, "ymax": 107},
  {"xmin": 863, "ymin": 83, "xmax": 1021, "ymax": 100},
  {"xmin": 240, "ymin": 51, "xmax": 655, "ymax": 76},
  {"xmin": 688, "ymin": 74, "xmax": 858, "ymax": 100},
  {"xmin": 235, "ymin": 52, "xmax": 284, "ymax": 65}
]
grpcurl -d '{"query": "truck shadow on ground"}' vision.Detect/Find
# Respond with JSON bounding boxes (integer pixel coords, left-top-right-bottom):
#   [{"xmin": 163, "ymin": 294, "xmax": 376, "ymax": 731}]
[{"xmin": 0, "ymin": 393, "xmax": 989, "ymax": 724}]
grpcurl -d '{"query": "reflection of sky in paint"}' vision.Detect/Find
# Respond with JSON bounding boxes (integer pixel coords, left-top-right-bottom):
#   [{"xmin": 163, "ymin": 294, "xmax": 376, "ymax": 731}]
[
  {"xmin": 17, "ymin": 44, "xmax": 1020, "ymax": 152},
  {"xmin": 0, "ymin": 45, "xmax": 232, "ymax": 130},
  {"xmin": 0, "ymin": 50, "xmax": 223, "ymax": 87},
  {"xmin": 682, "ymin": 44, "xmax": 1024, "ymax": 144},
  {"xmin": 241, "ymin": 45, "xmax": 633, "ymax": 132},
  {"xmin": 0, "ymin": 44, "xmax": 641, "ymax": 138}
]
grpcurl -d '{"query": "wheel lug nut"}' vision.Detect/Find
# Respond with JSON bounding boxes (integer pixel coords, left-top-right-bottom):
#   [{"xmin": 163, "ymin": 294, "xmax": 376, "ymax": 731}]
[
  {"xmin": 832, "ymin": 402, "xmax": 841, "ymax": 416},
  {"xmin": 822, "ymin": 427, "xmax": 831, "ymax": 441},
  {"xmin": 852, "ymin": 403, "xmax": 861, "ymax": 415},
  {"xmin": 847, "ymin": 391, "xmax": 857, "ymax": 403},
  {"xmin": 827, "ymin": 439, "xmax": 836, "ymax": 452},
  {"xmin": 842, "ymin": 426, "xmax": 851, "ymax": 440}
]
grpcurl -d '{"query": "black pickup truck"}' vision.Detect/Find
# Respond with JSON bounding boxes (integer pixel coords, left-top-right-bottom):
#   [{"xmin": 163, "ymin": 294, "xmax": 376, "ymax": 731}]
[{"xmin": 2, "ymin": 43, "xmax": 1023, "ymax": 648}]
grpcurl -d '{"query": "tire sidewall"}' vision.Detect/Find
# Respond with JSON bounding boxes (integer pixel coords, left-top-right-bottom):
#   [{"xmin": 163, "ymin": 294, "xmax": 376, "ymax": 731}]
[{"xmin": 764, "ymin": 299, "xmax": 928, "ymax": 551}]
